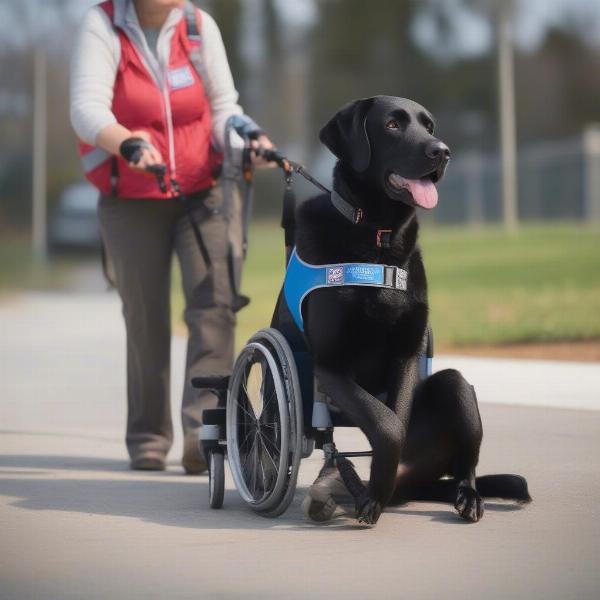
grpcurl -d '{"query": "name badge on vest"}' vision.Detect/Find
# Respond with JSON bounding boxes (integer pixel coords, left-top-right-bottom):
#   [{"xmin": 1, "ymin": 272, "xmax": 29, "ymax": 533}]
[{"xmin": 168, "ymin": 65, "xmax": 195, "ymax": 90}]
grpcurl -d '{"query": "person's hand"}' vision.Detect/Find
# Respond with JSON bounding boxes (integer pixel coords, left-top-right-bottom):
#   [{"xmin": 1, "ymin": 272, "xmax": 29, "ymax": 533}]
[
  {"xmin": 126, "ymin": 130, "xmax": 163, "ymax": 173},
  {"xmin": 250, "ymin": 135, "xmax": 277, "ymax": 168}
]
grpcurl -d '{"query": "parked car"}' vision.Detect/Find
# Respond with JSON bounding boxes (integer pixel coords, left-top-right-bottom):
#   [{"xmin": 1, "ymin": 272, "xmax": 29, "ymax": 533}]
[{"xmin": 48, "ymin": 182, "xmax": 102, "ymax": 252}]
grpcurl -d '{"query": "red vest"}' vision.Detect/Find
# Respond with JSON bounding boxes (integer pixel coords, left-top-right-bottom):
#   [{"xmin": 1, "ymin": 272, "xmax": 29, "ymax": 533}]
[{"xmin": 78, "ymin": 1, "xmax": 222, "ymax": 199}]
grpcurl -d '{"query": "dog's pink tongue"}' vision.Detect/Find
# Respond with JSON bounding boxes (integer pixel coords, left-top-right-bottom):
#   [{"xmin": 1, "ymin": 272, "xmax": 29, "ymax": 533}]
[{"xmin": 404, "ymin": 178, "xmax": 438, "ymax": 209}]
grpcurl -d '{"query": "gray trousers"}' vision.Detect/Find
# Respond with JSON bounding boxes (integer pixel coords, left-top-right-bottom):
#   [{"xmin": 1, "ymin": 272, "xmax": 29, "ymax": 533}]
[{"xmin": 98, "ymin": 184, "xmax": 240, "ymax": 459}]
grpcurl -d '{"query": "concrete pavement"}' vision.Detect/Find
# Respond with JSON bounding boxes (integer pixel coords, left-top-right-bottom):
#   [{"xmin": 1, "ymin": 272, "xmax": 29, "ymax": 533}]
[{"xmin": 1, "ymin": 290, "xmax": 599, "ymax": 599}]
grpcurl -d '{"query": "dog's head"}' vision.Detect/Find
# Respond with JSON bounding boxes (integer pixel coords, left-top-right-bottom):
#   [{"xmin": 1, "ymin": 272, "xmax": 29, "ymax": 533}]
[{"xmin": 319, "ymin": 96, "xmax": 450, "ymax": 209}]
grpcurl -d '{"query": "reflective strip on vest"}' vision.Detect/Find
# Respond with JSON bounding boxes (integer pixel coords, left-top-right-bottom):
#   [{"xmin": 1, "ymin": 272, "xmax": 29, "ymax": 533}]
[{"xmin": 81, "ymin": 147, "xmax": 111, "ymax": 173}]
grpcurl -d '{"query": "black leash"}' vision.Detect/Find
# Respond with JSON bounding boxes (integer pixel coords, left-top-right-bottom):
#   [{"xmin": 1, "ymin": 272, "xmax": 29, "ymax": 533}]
[
  {"xmin": 119, "ymin": 137, "xmax": 254, "ymax": 311},
  {"xmin": 171, "ymin": 177, "xmax": 213, "ymax": 269},
  {"xmin": 255, "ymin": 147, "xmax": 331, "ymax": 194},
  {"xmin": 253, "ymin": 147, "xmax": 333, "ymax": 259},
  {"xmin": 143, "ymin": 163, "xmax": 213, "ymax": 269},
  {"xmin": 119, "ymin": 139, "xmax": 340, "ymax": 308},
  {"xmin": 254, "ymin": 147, "xmax": 368, "ymax": 227},
  {"xmin": 258, "ymin": 148, "xmax": 397, "ymax": 249},
  {"xmin": 147, "ymin": 164, "xmax": 251, "ymax": 311}
]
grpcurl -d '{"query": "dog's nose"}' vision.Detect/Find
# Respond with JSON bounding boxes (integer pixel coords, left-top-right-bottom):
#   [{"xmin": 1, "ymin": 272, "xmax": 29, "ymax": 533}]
[{"xmin": 425, "ymin": 140, "xmax": 450, "ymax": 161}]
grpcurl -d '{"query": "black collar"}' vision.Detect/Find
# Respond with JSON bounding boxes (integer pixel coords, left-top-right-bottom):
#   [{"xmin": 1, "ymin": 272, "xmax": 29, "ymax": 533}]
[
  {"xmin": 330, "ymin": 189, "xmax": 393, "ymax": 248},
  {"xmin": 331, "ymin": 189, "xmax": 364, "ymax": 224}
]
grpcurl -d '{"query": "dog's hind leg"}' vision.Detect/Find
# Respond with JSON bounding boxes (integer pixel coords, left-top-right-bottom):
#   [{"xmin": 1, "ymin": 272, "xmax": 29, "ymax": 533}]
[
  {"xmin": 314, "ymin": 365, "xmax": 404, "ymax": 525},
  {"xmin": 397, "ymin": 368, "xmax": 485, "ymax": 522}
]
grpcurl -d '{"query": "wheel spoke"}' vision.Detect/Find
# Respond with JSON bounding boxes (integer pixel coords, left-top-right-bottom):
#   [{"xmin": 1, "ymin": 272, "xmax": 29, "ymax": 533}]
[
  {"xmin": 239, "ymin": 425, "xmax": 255, "ymax": 452},
  {"xmin": 257, "ymin": 432, "xmax": 279, "ymax": 473},
  {"xmin": 241, "ymin": 431, "xmax": 258, "ymax": 473},
  {"xmin": 258, "ymin": 446, "xmax": 267, "ymax": 492},
  {"xmin": 236, "ymin": 395, "xmax": 256, "ymax": 422},
  {"xmin": 257, "ymin": 436, "xmax": 277, "ymax": 493},
  {"xmin": 239, "ymin": 377, "xmax": 257, "ymax": 420},
  {"xmin": 261, "ymin": 386, "xmax": 277, "ymax": 414},
  {"xmin": 248, "ymin": 432, "xmax": 259, "ymax": 497},
  {"xmin": 260, "ymin": 431, "xmax": 281, "ymax": 457}
]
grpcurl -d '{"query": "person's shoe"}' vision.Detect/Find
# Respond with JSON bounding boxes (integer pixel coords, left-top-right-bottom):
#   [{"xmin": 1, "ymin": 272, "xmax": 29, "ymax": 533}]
[
  {"xmin": 182, "ymin": 432, "xmax": 207, "ymax": 475},
  {"xmin": 130, "ymin": 452, "xmax": 166, "ymax": 471}
]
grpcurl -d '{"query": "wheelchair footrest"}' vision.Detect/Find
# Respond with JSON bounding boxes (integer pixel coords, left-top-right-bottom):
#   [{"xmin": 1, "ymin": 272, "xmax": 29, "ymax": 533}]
[
  {"xmin": 337, "ymin": 451, "xmax": 373, "ymax": 458},
  {"xmin": 191, "ymin": 375, "xmax": 230, "ymax": 390},
  {"xmin": 202, "ymin": 408, "xmax": 226, "ymax": 426}
]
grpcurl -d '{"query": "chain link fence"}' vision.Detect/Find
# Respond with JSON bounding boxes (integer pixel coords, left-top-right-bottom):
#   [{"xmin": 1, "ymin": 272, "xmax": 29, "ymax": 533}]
[{"xmin": 432, "ymin": 125, "xmax": 600, "ymax": 225}]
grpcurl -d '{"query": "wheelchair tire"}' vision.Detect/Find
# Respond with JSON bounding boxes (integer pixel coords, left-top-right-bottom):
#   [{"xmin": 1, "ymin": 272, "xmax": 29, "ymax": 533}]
[
  {"xmin": 226, "ymin": 328, "xmax": 303, "ymax": 517},
  {"xmin": 208, "ymin": 449, "xmax": 225, "ymax": 509}
]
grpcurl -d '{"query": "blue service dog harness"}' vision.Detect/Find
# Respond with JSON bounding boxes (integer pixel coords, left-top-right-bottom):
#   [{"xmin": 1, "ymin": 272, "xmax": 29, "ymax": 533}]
[{"xmin": 283, "ymin": 247, "xmax": 409, "ymax": 332}]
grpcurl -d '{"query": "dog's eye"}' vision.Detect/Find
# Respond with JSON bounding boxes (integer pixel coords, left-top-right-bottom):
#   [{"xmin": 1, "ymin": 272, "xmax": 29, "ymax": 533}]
[
  {"xmin": 425, "ymin": 121, "xmax": 435, "ymax": 134},
  {"xmin": 386, "ymin": 119, "xmax": 400, "ymax": 130}
]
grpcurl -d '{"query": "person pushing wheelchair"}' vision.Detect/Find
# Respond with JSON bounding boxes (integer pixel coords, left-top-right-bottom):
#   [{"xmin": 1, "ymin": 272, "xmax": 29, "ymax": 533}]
[{"xmin": 70, "ymin": 0, "xmax": 274, "ymax": 472}]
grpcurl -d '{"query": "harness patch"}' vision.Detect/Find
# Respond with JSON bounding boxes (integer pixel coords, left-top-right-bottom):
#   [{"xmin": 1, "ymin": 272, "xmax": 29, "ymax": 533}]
[
  {"xmin": 346, "ymin": 265, "xmax": 383, "ymax": 283},
  {"xmin": 327, "ymin": 267, "xmax": 344, "ymax": 285},
  {"xmin": 168, "ymin": 65, "xmax": 195, "ymax": 90}
]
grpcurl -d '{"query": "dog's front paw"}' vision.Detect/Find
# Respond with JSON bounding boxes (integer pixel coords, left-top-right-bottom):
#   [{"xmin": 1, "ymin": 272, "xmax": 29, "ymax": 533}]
[
  {"xmin": 455, "ymin": 484, "xmax": 484, "ymax": 522},
  {"xmin": 356, "ymin": 493, "xmax": 383, "ymax": 525}
]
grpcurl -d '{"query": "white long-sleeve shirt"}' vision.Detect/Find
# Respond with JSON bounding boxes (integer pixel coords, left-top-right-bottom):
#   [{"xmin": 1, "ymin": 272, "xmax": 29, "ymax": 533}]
[{"xmin": 70, "ymin": 0, "xmax": 244, "ymax": 151}]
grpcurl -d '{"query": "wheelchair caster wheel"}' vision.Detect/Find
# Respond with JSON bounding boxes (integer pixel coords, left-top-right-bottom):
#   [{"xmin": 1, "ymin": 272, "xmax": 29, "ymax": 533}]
[{"xmin": 208, "ymin": 449, "xmax": 225, "ymax": 509}]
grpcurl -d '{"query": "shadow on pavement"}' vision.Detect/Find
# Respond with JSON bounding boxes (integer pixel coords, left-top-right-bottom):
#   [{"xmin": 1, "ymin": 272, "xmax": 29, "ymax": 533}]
[
  {"xmin": 395, "ymin": 502, "xmax": 526, "ymax": 524},
  {"xmin": 0, "ymin": 453, "xmax": 312, "ymax": 531},
  {"xmin": 0, "ymin": 474, "xmax": 292, "ymax": 531},
  {"xmin": 0, "ymin": 455, "xmax": 130, "ymax": 472},
  {"xmin": 0, "ymin": 454, "xmax": 529, "ymax": 532}
]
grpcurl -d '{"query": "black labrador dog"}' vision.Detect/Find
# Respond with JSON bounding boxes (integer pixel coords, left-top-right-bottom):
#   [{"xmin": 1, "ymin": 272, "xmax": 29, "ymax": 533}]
[{"xmin": 290, "ymin": 96, "xmax": 530, "ymax": 525}]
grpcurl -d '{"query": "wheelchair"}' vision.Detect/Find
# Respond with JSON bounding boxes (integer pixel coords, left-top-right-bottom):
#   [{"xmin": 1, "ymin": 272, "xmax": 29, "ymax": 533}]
[{"xmin": 192, "ymin": 144, "xmax": 434, "ymax": 517}]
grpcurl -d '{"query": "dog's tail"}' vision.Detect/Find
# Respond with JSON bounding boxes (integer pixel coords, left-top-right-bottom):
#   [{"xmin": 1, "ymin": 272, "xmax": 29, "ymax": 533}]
[{"xmin": 393, "ymin": 474, "xmax": 532, "ymax": 504}]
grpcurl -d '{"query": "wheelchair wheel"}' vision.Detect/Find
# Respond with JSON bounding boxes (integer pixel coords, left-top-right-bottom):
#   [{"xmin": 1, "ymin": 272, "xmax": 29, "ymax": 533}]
[
  {"xmin": 227, "ymin": 328, "xmax": 303, "ymax": 517},
  {"xmin": 208, "ymin": 449, "xmax": 225, "ymax": 509}
]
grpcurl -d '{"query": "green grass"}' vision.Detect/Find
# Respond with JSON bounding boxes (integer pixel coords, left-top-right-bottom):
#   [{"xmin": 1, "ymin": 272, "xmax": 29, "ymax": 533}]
[
  {"xmin": 174, "ymin": 221, "xmax": 600, "ymax": 348},
  {"xmin": 0, "ymin": 236, "xmax": 30, "ymax": 290},
  {"xmin": 421, "ymin": 224, "xmax": 600, "ymax": 346}
]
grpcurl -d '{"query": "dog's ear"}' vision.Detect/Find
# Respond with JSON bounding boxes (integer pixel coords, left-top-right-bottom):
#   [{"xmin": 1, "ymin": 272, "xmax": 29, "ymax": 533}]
[{"xmin": 319, "ymin": 97, "xmax": 374, "ymax": 172}]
